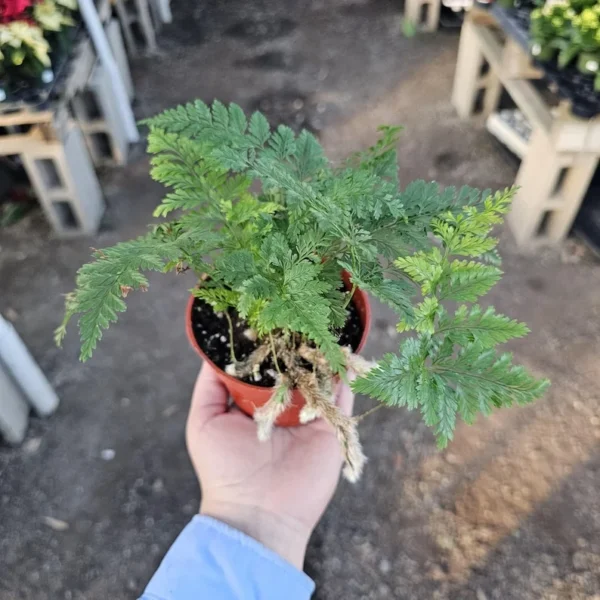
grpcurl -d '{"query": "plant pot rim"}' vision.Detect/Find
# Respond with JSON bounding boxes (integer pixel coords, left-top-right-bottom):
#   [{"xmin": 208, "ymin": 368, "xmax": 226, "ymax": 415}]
[{"xmin": 185, "ymin": 286, "xmax": 371, "ymax": 392}]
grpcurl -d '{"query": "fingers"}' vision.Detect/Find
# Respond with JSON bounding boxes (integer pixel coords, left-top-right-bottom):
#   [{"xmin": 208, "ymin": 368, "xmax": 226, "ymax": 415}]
[
  {"xmin": 188, "ymin": 362, "xmax": 229, "ymax": 430},
  {"xmin": 336, "ymin": 380, "xmax": 355, "ymax": 418}
]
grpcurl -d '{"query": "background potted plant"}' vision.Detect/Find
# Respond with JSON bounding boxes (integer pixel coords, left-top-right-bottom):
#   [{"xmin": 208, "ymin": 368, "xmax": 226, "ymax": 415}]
[
  {"xmin": 530, "ymin": 2, "xmax": 574, "ymax": 62},
  {"xmin": 33, "ymin": 0, "xmax": 78, "ymax": 62},
  {"xmin": 570, "ymin": 4, "xmax": 600, "ymax": 87},
  {"xmin": 0, "ymin": 20, "xmax": 51, "ymax": 81},
  {"xmin": 529, "ymin": 0, "xmax": 600, "ymax": 90},
  {"xmin": 0, "ymin": 0, "xmax": 77, "ymax": 96},
  {"xmin": 56, "ymin": 101, "xmax": 549, "ymax": 481}
]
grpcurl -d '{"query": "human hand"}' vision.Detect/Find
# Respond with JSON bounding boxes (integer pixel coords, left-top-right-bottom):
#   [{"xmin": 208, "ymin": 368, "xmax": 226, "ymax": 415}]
[{"xmin": 186, "ymin": 363, "xmax": 355, "ymax": 569}]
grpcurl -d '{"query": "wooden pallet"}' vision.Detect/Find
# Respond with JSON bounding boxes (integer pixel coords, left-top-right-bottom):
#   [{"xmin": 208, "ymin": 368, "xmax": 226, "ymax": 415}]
[{"xmin": 451, "ymin": 9, "xmax": 600, "ymax": 250}]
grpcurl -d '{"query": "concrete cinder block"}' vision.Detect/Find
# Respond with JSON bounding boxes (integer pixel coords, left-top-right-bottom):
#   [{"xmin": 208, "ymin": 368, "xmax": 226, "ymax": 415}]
[{"xmin": 21, "ymin": 125, "xmax": 105, "ymax": 237}]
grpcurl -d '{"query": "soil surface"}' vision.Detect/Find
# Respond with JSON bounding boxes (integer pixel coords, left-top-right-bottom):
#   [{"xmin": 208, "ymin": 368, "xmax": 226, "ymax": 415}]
[
  {"xmin": 1, "ymin": 1, "xmax": 600, "ymax": 599},
  {"xmin": 191, "ymin": 294, "xmax": 363, "ymax": 387}
]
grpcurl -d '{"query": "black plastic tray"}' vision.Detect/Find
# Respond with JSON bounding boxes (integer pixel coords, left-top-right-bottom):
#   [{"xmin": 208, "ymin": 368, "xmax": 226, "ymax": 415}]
[
  {"xmin": 489, "ymin": 4, "xmax": 600, "ymax": 119},
  {"xmin": 0, "ymin": 22, "xmax": 84, "ymax": 113},
  {"xmin": 573, "ymin": 167, "xmax": 600, "ymax": 252}
]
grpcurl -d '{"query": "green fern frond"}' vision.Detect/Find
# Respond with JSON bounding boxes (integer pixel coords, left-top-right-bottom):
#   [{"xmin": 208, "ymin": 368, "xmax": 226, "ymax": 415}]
[
  {"xmin": 141, "ymin": 99, "xmax": 213, "ymax": 136},
  {"xmin": 352, "ymin": 339, "xmax": 423, "ymax": 409},
  {"xmin": 62, "ymin": 101, "xmax": 547, "ymax": 448},
  {"xmin": 398, "ymin": 297, "xmax": 439, "ymax": 334},
  {"xmin": 439, "ymin": 261, "xmax": 502, "ymax": 302},
  {"xmin": 362, "ymin": 278, "xmax": 415, "ymax": 322},
  {"xmin": 433, "ymin": 343, "xmax": 550, "ymax": 423},
  {"xmin": 293, "ymin": 130, "xmax": 327, "ymax": 180},
  {"xmin": 260, "ymin": 293, "xmax": 345, "ymax": 372},
  {"xmin": 354, "ymin": 182, "xmax": 543, "ymax": 446},
  {"xmin": 248, "ymin": 111, "xmax": 271, "ymax": 146},
  {"xmin": 193, "ymin": 287, "xmax": 240, "ymax": 312},
  {"xmin": 58, "ymin": 236, "xmax": 181, "ymax": 361},
  {"xmin": 395, "ymin": 249, "xmax": 444, "ymax": 295},
  {"xmin": 354, "ymin": 337, "xmax": 548, "ymax": 448},
  {"xmin": 435, "ymin": 305, "xmax": 529, "ymax": 348}
]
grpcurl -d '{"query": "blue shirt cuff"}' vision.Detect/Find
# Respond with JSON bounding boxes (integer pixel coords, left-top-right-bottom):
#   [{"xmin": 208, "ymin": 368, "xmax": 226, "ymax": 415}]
[{"xmin": 140, "ymin": 515, "xmax": 315, "ymax": 600}]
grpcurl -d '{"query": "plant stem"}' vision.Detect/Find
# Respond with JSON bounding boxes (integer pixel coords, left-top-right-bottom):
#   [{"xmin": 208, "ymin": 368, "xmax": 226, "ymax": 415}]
[
  {"xmin": 343, "ymin": 283, "xmax": 357, "ymax": 310},
  {"xmin": 224, "ymin": 310, "xmax": 237, "ymax": 363},
  {"xmin": 354, "ymin": 404, "xmax": 385, "ymax": 422},
  {"xmin": 269, "ymin": 332, "xmax": 283, "ymax": 377}
]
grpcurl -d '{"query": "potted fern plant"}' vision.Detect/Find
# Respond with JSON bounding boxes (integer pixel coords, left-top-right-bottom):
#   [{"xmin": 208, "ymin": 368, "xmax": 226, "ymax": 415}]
[{"xmin": 56, "ymin": 101, "xmax": 549, "ymax": 482}]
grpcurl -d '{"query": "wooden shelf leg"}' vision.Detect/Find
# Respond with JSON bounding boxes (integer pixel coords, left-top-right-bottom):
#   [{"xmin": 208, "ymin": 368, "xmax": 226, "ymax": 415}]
[
  {"xmin": 508, "ymin": 129, "xmax": 563, "ymax": 248},
  {"xmin": 545, "ymin": 154, "xmax": 598, "ymax": 243},
  {"xmin": 134, "ymin": 0, "xmax": 158, "ymax": 53},
  {"xmin": 452, "ymin": 18, "xmax": 484, "ymax": 118},
  {"xmin": 405, "ymin": 0, "xmax": 421, "ymax": 29},
  {"xmin": 482, "ymin": 72, "xmax": 503, "ymax": 117},
  {"xmin": 405, "ymin": 0, "xmax": 440, "ymax": 32},
  {"xmin": 114, "ymin": 0, "xmax": 137, "ymax": 57},
  {"xmin": 508, "ymin": 129, "xmax": 597, "ymax": 248},
  {"xmin": 106, "ymin": 18, "xmax": 135, "ymax": 102},
  {"xmin": 426, "ymin": 0, "xmax": 441, "ymax": 32}
]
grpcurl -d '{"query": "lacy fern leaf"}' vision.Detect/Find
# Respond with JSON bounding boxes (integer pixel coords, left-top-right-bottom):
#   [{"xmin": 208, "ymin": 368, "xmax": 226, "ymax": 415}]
[
  {"xmin": 356, "ymin": 182, "xmax": 547, "ymax": 446},
  {"xmin": 435, "ymin": 305, "xmax": 529, "ymax": 348},
  {"xmin": 57, "ymin": 236, "xmax": 181, "ymax": 360},
  {"xmin": 438, "ymin": 261, "xmax": 502, "ymax": 302}
]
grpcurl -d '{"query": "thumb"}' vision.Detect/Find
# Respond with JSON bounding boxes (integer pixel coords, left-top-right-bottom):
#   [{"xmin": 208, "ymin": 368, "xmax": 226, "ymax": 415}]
[
  {"xmin": 335, "ymin": 372, "xmax": 356, "ymax": 417},
  {"xmin": 187, "ymin": 362, "xmax": 229, "ymax": 432}
]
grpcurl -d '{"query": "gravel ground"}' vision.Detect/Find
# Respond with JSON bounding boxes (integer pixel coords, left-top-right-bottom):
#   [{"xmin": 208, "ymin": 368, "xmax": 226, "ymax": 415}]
[{"xmin": 1, "ymin": 1, "xmax": 599, "ymax": 598}]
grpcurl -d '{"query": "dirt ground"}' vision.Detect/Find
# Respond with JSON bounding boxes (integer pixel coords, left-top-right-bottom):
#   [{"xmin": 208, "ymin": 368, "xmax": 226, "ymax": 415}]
[{"xmin": 1, "ymin": 0, "xmax": 600, "ymax": 598}]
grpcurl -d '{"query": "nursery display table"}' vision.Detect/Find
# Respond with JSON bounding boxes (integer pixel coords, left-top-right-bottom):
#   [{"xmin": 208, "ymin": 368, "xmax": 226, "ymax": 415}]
[
  {"xmin": 0, "ymin": 13, "xmax": 136, "ymax": 236},
  {"xmin": 0, "ymin": 37, "xmax": 105, "ymax": 237},
  {"xmin": 452, "ymin": 6, "xmax": 600, "ymax": 250}
]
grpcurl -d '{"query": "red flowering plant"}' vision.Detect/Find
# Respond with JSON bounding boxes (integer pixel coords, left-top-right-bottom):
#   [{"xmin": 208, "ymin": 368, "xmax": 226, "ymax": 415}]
[
  {"xmin": 0, "ymin": 0, "xmax": 51, "ymax": 82},
  {"xmin": 0, "ymin": 0, "xmax": 76, "ymax": 84},
  {"xmin": 0, "ymin": 0, "xmax": 35, "ymax": 24}
]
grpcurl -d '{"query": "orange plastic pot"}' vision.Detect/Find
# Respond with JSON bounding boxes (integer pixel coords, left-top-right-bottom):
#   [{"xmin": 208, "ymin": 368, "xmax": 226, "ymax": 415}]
[{"xmin": 185, "ymin": 273, "xmax": 371, "ymax": 427}]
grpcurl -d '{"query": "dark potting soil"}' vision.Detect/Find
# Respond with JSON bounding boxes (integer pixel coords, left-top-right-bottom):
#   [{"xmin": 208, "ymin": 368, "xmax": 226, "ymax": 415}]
[{"xmin": 191, "ymin": 295, "xmax": 363, "ymax": 388}]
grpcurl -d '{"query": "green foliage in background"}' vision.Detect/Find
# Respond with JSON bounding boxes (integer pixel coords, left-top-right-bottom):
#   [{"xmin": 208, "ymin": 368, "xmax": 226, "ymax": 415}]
[
  {"xmin": 57, "ymin": 101, "xmax": 549, "ymax": 447},
  {"xmin": 529, "ymin": 0, "xmax": 600, "ymax": 88}
]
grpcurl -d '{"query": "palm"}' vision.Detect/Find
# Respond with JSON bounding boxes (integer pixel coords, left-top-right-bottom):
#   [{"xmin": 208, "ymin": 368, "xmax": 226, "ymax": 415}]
[
  {"xmin": 186, "ymin": 364, "xmax": 354, "ymax": 535},
  {"xmin": 190, "ymin": 409, "xmax": 343, "ymax": 530}
]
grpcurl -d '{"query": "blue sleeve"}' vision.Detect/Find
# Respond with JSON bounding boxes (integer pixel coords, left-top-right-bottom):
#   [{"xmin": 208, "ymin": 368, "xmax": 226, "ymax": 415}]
[{"xmin": 139, "ymin": 515, "xmax": 315, "ymax": 600}]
